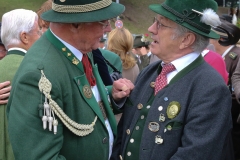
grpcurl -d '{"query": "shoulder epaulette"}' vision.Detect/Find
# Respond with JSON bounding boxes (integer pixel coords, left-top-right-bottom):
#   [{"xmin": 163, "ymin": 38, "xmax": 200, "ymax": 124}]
[{"xmin": 229, "ymin": 52, "xmax": 237, "ymax": 60}]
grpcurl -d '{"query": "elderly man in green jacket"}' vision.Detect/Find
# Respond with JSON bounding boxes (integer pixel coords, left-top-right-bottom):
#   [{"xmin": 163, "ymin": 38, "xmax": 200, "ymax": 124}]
[
  {"xmin": 0, "ymin": 9, "xmax": 41, "ymax": 160},
  {"xmin": 6, "ymin": 0, "xmax": 133, "ymax": 160}
]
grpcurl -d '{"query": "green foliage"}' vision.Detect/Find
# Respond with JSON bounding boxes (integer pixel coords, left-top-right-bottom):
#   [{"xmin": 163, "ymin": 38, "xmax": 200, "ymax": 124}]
[
  {"xmin": 0, "ymin": 0, "xmax": 46, "ymax": 18},
  {"xmin": 237, "ymin": 18, "xmax": 240, "ymax": 28}
]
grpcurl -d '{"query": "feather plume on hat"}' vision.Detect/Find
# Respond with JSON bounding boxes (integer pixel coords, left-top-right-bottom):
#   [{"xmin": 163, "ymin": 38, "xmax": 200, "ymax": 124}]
[{"xmin": 192, "ymin": 8, "xmax": 221, "ymax": 28}]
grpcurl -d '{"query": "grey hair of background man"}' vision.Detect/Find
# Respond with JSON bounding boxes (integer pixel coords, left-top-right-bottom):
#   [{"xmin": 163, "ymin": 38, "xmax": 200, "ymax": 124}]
[
  {"xmin": 172, "ymin": 24, "xmax": 209, "ymax": 53},
  {"xmin": 1, "ymin": 9, "xmax": 38, "ymax": 49}
]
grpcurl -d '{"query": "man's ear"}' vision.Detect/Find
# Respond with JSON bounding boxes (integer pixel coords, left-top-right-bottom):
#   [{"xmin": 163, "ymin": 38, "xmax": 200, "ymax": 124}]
[
  {"xmin": 179, "ymin": 32, "xmax": 195, "ymax": 50},
  {"xmin": 19, "ymin": 32, "xmax": 28, "ymax": 45}
]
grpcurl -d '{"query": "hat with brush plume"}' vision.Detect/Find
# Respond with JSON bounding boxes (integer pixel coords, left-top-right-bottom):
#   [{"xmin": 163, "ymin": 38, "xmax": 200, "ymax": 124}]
[{"xmin": 149, "ymin": 0, "xmax": 221, "ymax": 39}]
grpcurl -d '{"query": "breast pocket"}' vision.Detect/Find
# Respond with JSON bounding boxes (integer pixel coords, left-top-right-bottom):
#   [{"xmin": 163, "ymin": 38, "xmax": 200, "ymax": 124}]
[{"xmin": 163, "ymin": 121, "xmax": 183, "ymax": 146}]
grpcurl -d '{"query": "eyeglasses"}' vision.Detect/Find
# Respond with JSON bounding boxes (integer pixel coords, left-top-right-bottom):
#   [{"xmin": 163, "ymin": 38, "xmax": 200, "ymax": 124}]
[
  {"xmin": 98, "ymin": 20, "xmax": 110, "ymax": 29},
  {"xmin": 153, "ymin": 17, "xmax": 173, "ymax": 30}
]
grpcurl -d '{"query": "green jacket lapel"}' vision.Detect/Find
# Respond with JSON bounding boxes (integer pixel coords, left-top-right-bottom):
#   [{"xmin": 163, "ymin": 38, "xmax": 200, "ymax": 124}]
[
  {"xmin": 92, "ymin": 64, "xmax": 117, "ymax": 135},
  {"xmin": 169, "ymin": 55, "xmax": 204, "ymax": 85}
]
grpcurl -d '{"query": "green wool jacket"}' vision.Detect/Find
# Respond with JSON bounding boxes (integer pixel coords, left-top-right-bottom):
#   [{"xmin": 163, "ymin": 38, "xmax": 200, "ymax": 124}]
[
  {"xmin": 0, "ymin": 50, "xmax": 25, "ymax": 160},
  {"xmin": 7, "ymin": 30, "xmax": 118, "ymax": 160}
]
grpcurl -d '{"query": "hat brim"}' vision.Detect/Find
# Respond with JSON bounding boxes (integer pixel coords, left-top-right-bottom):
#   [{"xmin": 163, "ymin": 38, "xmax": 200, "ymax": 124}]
[
  {"xmin": 41, "ymin": 2, "xmax": 125, "ymax": 23},
  {"xmin": 149, "ymin": 4, "xmax": 220, "ymax": 39}
]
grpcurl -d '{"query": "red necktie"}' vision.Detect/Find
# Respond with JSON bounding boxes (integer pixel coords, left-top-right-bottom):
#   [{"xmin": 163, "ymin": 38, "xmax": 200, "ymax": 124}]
[
  {"xmin": 154, "ymin": 63, "xmax": 175, "ymax": 95},
  {"xmin": 82, "ymin": 54, "xmax": 96, "ymax": 86}
]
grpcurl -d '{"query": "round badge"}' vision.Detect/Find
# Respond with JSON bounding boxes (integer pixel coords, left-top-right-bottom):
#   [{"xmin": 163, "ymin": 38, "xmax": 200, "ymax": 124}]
[
  {"xmin": 137, "ymin": 103, "xmax": 143, "ymax": 110},
  {"xmin": 167, "ymin": 101, "xmax": 181, "ymax": 119},
  {"xmin": 83, "ymin": 85, "xmax": 92, "ymax": 98},
  {"xmin": 148, "ymin": 122, "xmax": 160, "ymax": 132},
  {"xmin": 115, "ymin": 20, "xmax": 123, "ymax": 29}
]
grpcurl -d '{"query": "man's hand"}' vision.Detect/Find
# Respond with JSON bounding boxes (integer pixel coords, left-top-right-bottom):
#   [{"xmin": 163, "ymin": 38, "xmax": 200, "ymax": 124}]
[
  {"xmin": 140, "ymin": 46, "xmax": 148, "ymax": 56},
  {"xmin": 0, "ymin": 81, "xmax": 11, "ymax": 105},
  {"xmin": 112, "ymin": 78, "xmax": 134, "ymax": 101}
]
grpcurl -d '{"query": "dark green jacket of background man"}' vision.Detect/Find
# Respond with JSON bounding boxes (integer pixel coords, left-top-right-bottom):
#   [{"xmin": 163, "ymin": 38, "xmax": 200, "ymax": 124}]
[
  {"xmin": 0, "ymin": 50, "xmax": 24, "ymax": 160},
  {"xmin": 7, "ymin": 30, "xmax": 119, "ymax": 160},
  {"xmin": 101, "ymin": 48, "xmax": 122, "ymax": 74}
]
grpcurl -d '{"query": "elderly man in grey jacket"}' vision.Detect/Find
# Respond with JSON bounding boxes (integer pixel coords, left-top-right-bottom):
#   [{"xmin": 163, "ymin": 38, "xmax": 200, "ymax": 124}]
[{"xmin": 111, "ymin": 0, "xmax": 234, "ymax": 160}]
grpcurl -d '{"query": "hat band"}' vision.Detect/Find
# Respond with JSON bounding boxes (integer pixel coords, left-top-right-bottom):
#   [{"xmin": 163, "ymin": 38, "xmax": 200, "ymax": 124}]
[
  {"xmin": 52, "ymin": 0, "xmax": 112, "ymax": 13},
  {"xmin": 162, "ymin": 4, "xmax": 210, "ymax": 34},
  {"xmin": 211, "ymin": 29, "xmax": 228, "ymax": 37}
]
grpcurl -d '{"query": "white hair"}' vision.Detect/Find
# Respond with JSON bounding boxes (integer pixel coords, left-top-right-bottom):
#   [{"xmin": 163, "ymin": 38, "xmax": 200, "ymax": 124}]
[
  {"xmin": 1, "ymin": 9, "xmax": 38, "ymax": 48},
  {"xmin": 172, "ymin": 24, "xmax": 209, "ymax": 53}
]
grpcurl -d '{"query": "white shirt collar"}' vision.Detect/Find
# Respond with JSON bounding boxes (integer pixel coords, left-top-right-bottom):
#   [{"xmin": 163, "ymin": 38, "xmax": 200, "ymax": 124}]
[
  {"xmin": 8, "ymin": 47, "xmax": 27, "ymax": 53},
  {"xmin": 147, "ymin": 52, "xmax": 152, "ymax": 57},
  {"xmin": 161, "ymin": 52, "xmax": 200, "ymax": 83},
  {"xmin": 222, "ymin": 45, "xmax": 235, "ymax": 58},
  {"xmin": 164, "ymin": 52, "xmax": 200, "ymax": 72}
]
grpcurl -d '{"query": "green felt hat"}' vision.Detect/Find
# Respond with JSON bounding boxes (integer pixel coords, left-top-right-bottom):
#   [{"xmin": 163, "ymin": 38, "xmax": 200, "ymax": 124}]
[
  {"xmin": 149, "ymin": 0, "xmax": 220, "ymax": 39},
  {"xmin": 133, "ymin": 35, "xmax": 150, "ymax": 48},
  {"xmin": 41, "ymin": 0, "xmax": 125, "ymax": 23}
]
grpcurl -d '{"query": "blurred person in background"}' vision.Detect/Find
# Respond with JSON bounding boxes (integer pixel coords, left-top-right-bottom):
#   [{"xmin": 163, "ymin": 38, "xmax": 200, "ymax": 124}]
[
  {"xmin": 132, "ymin": 35, "xmax": 151, "ymax": 71},
  {"xmin": 0, "ymin": 22, "xmax": 10, "ymax": 106},
  {"xmin": 0, "ymin": 23, "xmax": 6, "ymax": 60},
  {"xmin": 99, "ymin": 36, "xmax": 107, "ymax": 49},
  {"xmin": 201, "ymin": 48, "xmax": 228, "ymax": 84},
  {"xmin": 108, "ymin": 25, "xmax": 139, "ymax": 84},
  {"xmin": 0, "ymin": 9, "xmax": 40, "ymax": 160},
  {"xmin": 211, "ymin": 20, "xmax": 240, "ymax": 159},
  {"xmin": 36, "ymin": 0, "xmax": 51, "ymax": 33}
]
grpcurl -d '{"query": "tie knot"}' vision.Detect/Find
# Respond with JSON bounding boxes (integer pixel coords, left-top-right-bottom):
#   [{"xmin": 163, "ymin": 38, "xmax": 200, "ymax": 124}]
[{"xmin": 161, "ymin": 63, "xmax": 175, "ymax": 75}]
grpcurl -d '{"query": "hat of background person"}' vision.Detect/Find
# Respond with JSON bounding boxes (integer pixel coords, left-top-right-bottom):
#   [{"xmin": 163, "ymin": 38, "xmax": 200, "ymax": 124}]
[
  {"xmin": 220, "ymin": 14, "xmax": 233, "ymax": 24},
  {"xmin": 149, "ymin": 0, "xmax": 221, "ymax": 39},
  {"xmin": 133, "ymin": 35, "xmax": 150, "ymax": 48},
  {"xmin": 41, "ymin": 0, "xmax": 125, "ymax": 23},
  {"xmin": 212, "ymin": 19, "xmax": 240, "ymax": 46},
  {"xmin": 220, "ymin": 14, "xmax": 237, "ymax": 25},
  {"xmin": 100, "ymin": 37, "xmax": 106, "ymax": 43},
  {"xmin": 0, "ymin": 23, "xmax": 3, "ymax": 45}
]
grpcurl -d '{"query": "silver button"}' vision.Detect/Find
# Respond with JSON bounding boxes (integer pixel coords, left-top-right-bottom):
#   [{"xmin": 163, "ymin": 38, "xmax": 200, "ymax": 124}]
[
  {"xmin": 146, "ymin": 105, "xmax": 151, "ymax": 109},
  {"xmin": 164, "ymin": 97, "xmax": 168, "ymax": 101},
  {"xmin": 136, "ymin": 126, "xmax": 139, "ymax": 130},
  {"xmin": 127, "ymin": 152, "xmax": 131, "ymax": 156},
  {"xmin": 126, "ymin": 129, "xmax": 130, "ymax": 135},
  {"xmin": 141, "ymin": 115, "xmax": 144, "ymax": 119},
  {"xmin": 158, "ymin": 106, "xmax": 163, "ymax": 111},
  {"xmin": 137, "ymin": 103, "xmax": 143, "ymax": 110},
  {"xmin": 130, "ymin": 138, "xmax": 134, "ymax": 143}
]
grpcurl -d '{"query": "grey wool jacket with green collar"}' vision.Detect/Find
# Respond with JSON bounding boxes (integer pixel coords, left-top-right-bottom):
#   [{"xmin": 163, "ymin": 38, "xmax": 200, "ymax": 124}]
[{"xmin": 111, "ymin": 55, "xmax": 233, "ymax": 160}]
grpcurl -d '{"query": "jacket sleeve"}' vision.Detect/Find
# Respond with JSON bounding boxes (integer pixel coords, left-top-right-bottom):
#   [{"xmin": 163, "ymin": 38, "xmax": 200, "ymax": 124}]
[
  {"xmin": 232, "ymin": 59, "xmax": 240, "ymax": 104},
  {"xmin": 7, "ymin": 71, "xmax": 66, "ymax": 160}
]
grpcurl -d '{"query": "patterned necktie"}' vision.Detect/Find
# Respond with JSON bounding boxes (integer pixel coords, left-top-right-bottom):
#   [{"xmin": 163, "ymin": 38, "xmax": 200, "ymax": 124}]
[
  {"xmin": 82, "ymin": 54, "xmax": 96, "ymax": 86},
  {"xmin": 154, "ymin": 63, "xmax": 176, "ymax": 95}
]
